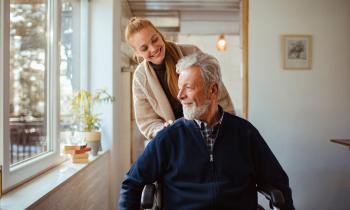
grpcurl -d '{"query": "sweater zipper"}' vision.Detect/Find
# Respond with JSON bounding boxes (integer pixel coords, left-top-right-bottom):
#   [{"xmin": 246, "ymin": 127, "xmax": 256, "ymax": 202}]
[
  {"xmin": 211, "ymin": 125, "xmax": 221, "ymax": 208},
  {"xmin": 210, "ymin": 151, "xmax": 217, "ymax": 209},
  {"xmin": 210, "ymin": 123, "xmax": 221, "ymax": 163}
]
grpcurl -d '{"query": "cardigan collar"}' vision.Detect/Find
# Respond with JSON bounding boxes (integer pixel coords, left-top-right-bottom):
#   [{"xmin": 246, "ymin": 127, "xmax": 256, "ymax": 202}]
[
  {"xmin": 141, "ymin": 42, "xmax": 184, "ymax": 121},
  {"xmin": 182, "ymin": 111, "xmax": 229, "ymax": 156}
]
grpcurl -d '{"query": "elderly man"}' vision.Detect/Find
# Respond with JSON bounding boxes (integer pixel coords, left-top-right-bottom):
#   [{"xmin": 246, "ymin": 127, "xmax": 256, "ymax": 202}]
[{"xmin": 119, "ymin": 52, "xmax": 295, "ymax": 210}]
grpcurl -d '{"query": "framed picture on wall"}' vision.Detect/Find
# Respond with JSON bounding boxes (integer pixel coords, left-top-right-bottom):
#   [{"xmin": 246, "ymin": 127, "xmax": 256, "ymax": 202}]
[{"xmin": 282, "ymin": 34, "xmax": 312, "ymax": 70}]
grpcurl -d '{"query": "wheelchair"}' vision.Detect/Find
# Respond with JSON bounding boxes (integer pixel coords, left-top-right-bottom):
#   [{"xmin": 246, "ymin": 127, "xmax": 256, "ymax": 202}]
[{"xmin": 141, "ymin": 183, "xmax": 285, "ymax": 210}]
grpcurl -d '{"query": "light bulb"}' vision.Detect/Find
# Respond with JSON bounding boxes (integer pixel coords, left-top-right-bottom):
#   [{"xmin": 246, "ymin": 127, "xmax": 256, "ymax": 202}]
[{"xmin": 216, "ymin": 34, "xmax": 228, "ymax": 51}]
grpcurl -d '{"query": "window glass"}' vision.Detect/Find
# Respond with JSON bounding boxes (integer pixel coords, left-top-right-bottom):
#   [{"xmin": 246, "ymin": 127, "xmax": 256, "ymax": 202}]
[
  {"xmin": 59, "ymin": 0, "xmax": 85, "ymax": 145},
  {"xmin": 9, "ymin": 0, "xmax": 48, "ymax": 165},
  {"xmin": 2, "ymin": 0, "xmax": 90, "ymax": 190}
]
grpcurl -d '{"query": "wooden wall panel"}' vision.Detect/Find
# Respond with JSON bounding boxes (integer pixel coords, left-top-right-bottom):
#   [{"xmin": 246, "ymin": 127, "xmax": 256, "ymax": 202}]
[{"xmin": 28, "ymin": 154, "xmax": 110, "ymax": 210}]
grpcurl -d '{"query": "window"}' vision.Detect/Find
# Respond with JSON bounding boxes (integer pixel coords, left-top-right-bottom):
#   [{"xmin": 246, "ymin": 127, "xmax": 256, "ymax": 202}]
[
  {"xmin": 60, "ymin": 0, "xmax": 89, "ymax": 145},
  {"xmin": 9, "ymin": 0, "xmax": 49, "ymax": 166},
  {"xmin": 1, "ymin": 0, "xmax": 89, "ymax": 191}
]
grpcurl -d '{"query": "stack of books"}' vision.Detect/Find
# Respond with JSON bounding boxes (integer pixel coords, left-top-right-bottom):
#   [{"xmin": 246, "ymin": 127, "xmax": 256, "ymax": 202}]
[{"xmin": 64, "ymin": 145, "xmax": 91, "ymax": 163}]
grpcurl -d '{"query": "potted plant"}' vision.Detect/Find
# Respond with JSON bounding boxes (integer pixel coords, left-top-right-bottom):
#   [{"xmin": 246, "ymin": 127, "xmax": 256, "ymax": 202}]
[{"xmin": 71, "ymin": 89, "xmax": 114, "ymax": 155}]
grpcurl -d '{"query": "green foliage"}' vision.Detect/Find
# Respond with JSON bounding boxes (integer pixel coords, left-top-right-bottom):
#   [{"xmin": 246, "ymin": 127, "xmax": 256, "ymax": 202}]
[{"xmin": 71, "ymin": 89, "xmax": 114, "ymax": 132}]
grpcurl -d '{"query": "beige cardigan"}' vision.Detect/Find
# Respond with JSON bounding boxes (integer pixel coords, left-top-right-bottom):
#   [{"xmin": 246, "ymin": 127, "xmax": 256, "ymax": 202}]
[{"xmin": 132, "ymin": 43, "xmax": 235, "ymax": 139}]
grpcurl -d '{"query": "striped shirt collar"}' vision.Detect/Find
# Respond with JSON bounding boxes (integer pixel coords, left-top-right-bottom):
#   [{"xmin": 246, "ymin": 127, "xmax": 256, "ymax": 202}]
[{"xmin": 194, "ymin": 106, "xmax": 224, "ymax": 129}]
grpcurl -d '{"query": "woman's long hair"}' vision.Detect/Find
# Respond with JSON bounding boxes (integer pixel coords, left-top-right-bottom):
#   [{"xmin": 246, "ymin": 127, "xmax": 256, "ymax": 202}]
[{"xmin": 125, "ymin": 17, "xmax": 181, "ymax": 99}]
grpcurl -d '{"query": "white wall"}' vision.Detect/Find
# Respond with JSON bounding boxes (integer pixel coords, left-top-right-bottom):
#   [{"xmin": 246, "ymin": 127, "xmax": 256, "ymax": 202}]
[
  {"xmin": 28, "ymin": 153, "xmax": 110, "ymax": 210},
  {"xmin": 89, "ymin": 1, "xmax": 116, "ymax": 209},
  {"xmin": 89, "ymin": 0, "xmax": 132, "ymax": 209},
  {"xmin": 113, "ymin": 3, "xmax": 134, "ymax": 208},
  {"xmin": 177, "ymin": 35, "xmax": 243, "ymax": 116},
  {"xmin": 249, "ymin": 0, "xmax": 350, "ymax": 209}
]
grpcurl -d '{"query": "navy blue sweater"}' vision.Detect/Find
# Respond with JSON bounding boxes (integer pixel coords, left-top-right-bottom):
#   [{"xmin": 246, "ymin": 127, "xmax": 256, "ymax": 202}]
[{"xmin": 119, "ymin": 113, "xmax": 294, "ymax": 210}]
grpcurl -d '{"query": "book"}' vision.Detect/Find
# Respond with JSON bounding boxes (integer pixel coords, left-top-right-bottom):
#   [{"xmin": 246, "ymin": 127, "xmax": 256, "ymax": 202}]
[
  {"xmin": 72, "ymin": 147, "xmax": 91, "ymax": 154},
  {"xmin": 72, "ymin": 158, "xmax": 90, "ymax": 164},
  {"xmin": 72, "ymin": 153, "xmax": 89, "ymax": 159},
  {"xmin": 63, "ymin": 145, "xmax": 87, "ymax": 154},
  {"xmin": 64, "ymin": 145, "xmax": 81, "ymax": 151},
  {"xmin": 65, "ymin": 147, "xmax": 91, "ymax": 155}
]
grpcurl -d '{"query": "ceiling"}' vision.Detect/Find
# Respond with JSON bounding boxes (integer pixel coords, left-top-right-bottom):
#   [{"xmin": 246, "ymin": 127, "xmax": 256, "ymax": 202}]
[{"xmin": 126, "ymin": 0, "xmax": 242, "ymax": 35}]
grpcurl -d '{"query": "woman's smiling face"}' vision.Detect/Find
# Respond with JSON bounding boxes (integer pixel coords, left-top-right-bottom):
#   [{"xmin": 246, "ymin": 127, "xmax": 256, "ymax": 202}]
[{"xmin": 129, "ymin": 25, "xmax": 166, "ymax": 65}]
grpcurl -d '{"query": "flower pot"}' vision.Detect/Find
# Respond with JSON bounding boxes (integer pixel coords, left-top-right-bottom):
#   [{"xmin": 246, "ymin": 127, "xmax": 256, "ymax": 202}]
[{"xmin": 83, "ymin": 131, "xmax": 101, "ymax": 156}]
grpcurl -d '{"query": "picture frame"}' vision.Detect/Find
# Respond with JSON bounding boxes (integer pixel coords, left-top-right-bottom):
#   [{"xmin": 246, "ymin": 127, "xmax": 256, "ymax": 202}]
[{"xmin": 282, "ymin": 34, "xmax": 312, "ymax": 70}]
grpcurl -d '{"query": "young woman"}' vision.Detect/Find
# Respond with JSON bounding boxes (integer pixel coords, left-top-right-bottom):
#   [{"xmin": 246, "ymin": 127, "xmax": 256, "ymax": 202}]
[{"xmin": 125, "ymin": 17, "xmax": 235, "ymax": 139}]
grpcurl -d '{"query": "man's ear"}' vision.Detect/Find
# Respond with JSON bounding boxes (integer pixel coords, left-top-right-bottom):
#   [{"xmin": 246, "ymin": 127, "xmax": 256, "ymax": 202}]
[{"xmin": 209, "ymin": 83, "xmax": 219, "ymax": 97}]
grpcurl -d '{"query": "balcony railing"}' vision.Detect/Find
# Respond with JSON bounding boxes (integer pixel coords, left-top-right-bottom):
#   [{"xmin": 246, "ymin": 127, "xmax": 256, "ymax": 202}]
[{"xmin": 10, "ymin": 118, "xmax": 47, "ymax": 165}]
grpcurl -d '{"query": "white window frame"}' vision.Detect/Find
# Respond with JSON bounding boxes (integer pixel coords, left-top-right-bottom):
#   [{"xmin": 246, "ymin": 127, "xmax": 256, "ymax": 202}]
[
  {"xmin": 0, "ymin": 0, "xmax": 92, "ymax": 192},
  {"xmin": 0, "ymin": 0, "xmax": 5, "ymax": 174},
  {"xmin": 1, "ymin": 0, "xmax": 62, "ymax": 192},
  {"xmin": 80, "ymin": 0, "xmax": 89, "ymax": 89}
]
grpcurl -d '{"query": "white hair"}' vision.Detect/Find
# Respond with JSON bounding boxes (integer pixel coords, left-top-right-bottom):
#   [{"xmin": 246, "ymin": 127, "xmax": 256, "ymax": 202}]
[{"xmin": 176, "ymin": 52, "xmax": 222, "ymax": 87}]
